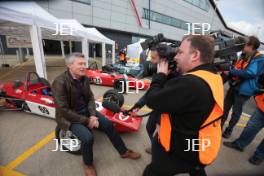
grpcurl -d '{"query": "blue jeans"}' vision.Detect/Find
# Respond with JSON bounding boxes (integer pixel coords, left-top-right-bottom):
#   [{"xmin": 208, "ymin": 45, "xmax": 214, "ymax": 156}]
[
  {"xmin": 234, "ymin": 108, "xmax": 264, "ymax": 159},
  {"xmin": 70, "ymin": 110, "xmax": 127, "ymax": 165},
  {"xmin": 221, "ymin": 87, "xmax": 250, "ymax": 131}
]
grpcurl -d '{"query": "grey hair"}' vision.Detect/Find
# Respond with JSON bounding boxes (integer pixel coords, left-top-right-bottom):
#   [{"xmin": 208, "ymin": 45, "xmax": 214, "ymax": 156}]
[{"xmin": 65, "ymin": 52, "xmax": 85, "ymax": 65}]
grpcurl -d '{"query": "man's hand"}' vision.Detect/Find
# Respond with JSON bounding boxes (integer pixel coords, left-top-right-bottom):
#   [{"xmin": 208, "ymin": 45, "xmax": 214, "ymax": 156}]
[
  {"xmin": 132, "ymin": 107, "xmax": 140, "ymax": 113},
  {"xmin": 157, "ymin": 60, "xmax": 169, "ymax": 76},
  {"xmin": 88, "ymin": 116, "xmax": 99, "ymax": 129},
  {"xmin": 129, "ymin": 107, "xmax": 140, "ymax": 117}
]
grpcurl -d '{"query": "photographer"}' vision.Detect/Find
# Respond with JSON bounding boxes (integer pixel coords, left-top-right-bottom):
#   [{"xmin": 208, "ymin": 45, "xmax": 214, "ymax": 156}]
[
  {"xmin": 133, "ymin": 44, "xmax": 179, "ymax": 154},
  {"xmin": 221, "ymin": 36, "xmax": 264, "ymax": 139},
  {"xmin": 132, "ymin": 45, "xmax": 161, "ymax": 154},
  {"xmin": 143, "ymin": 35, "xmax": 224, "ymax": 176}
]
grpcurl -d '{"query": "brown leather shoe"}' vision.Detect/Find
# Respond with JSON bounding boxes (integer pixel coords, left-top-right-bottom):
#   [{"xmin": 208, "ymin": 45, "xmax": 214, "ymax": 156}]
[
  {"xmin": 145, "ymin": 147, "xmax": 152, "ymax": 154},
  {"xmin": 121, "ymin": 149, "xmax": 141, "ymax": 160},
  {"xmin": 82, "ymin": 163, "xmax": 97, "ymax": 176}
]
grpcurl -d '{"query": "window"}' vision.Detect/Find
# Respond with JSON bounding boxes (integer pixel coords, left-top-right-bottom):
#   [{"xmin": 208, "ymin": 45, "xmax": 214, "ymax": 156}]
[
  {"xmin": 192, "ymin": 0, "xmax": 200, "ymax": 7},
  {"xmin": 181, "ymin": 22, "xmax": 189, "ymax": 31},
  {"xmin": 163, "ymin": 15, "xmax": 171, "ymax": 25},
  {"xmin": 142, "ymin": 8, "xmax": 191, "ymax": 31},
  {"xmin": 183, "ymin": 0, "xmax": 210, "ymax": 12},
  {"xmin": 200, "ymin": 1, "xmax": 206, "ymax": 10},
  {"xmin": 171, "ymin": 18, "xmax": 181, "ymax": 28},
  {"xmin": 71, "ymin": 0, "xmax": 91, "ymax": 5},
  {"xmin": 143, "ymin": 9, "xmax": 150, "ymax": 19}
]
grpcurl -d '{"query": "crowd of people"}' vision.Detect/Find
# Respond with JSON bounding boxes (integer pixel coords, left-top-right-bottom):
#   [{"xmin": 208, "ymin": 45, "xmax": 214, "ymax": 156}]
[{"xmin": 51, "ymin": 34, "xmax": 264, "ymax": 176}]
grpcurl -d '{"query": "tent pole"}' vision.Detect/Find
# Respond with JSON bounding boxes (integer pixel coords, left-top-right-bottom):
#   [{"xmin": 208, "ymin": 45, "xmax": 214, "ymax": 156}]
[
  {"xmin": 102, "ymin": 42, "xmax": 106, "ymax": 66},
  {"xmin": 93, "ymin": 44, "xmax": 96, "ymax": 59},
  {"xmin": 60, "ymin": 40, "xmax": 65, "ymax": 58},
  {"xmin": 26, "ymin": 48, "xmax": 30, "ymax": 57},
  {"xmin": 69, "ymin": 40, "xmax": 72, "ymax": 54},
  {"xmin": 82, "ymin": 38, "xmax": 89, "ymax": 67},
  {"xmin": 87, "ymin": 41, "xmax": 89, "ymax": 67},
  {"xmin": 30, "ymin": 25, "xmax": 47, "ymax": 78},
  {"xmin": 112, "ymin": 43, "xmax": 115, "ymax": 64}
]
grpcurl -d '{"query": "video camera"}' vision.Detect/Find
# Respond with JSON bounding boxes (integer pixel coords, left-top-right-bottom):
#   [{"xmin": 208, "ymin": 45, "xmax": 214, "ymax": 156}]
[
  {"xmin": 140, "ymin": 33, "xmax": 180, "ymax": 76},
  {"xmin": 211, "ymin": 30, "xmax": 246, "ymax": 71},
  {"xmin": 141, "ymin": 31, "xmax": 247, "ymax": 76}
]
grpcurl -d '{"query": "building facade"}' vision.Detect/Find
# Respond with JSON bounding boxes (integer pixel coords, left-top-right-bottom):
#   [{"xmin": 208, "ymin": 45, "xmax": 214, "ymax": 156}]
[
  {"xmin": 36, "ymin": 0, "xmax": 237, "ymax": 50},
  {"xmin": 1, "ymin": 0, "xmax": 263, "ymax": 57}
]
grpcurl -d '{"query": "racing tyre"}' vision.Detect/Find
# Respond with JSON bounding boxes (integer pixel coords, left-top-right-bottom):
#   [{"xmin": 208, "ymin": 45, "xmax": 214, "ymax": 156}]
[
  {"xmin": 103, "ymin": 89, "xmax": 124, "ymax": 108},
  {"xmin": 55, "ymin": 126, "xmax": 81, "ymax": 155}
]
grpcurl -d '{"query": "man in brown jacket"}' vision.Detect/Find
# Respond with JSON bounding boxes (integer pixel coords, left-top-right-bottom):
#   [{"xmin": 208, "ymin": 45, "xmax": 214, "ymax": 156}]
[{"xmin": 52, "ymin": 53, "xmax": 141, "ymax": 176}]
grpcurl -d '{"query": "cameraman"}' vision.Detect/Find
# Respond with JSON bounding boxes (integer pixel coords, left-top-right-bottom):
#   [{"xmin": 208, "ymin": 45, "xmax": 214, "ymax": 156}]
[
  {"xmin": 143, "ymin": 35, "xmax": 224, "ymax": 176},
  {"xmin": 132, "ymin": 45, "xmax": 161, "ymax": 154},
  {"xmin": 221, "ymin": 36, "xmax": 264, "ymax": 138},
  {"xmin": 133, "ymin": 44, "xmax": 179, "ymax": 154}
]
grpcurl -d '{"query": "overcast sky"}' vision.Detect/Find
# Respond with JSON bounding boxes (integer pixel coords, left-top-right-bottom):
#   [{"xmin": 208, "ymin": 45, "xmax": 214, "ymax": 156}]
[{"xmin": 217, "ymin": 0, "xmax": 264, "ymax": 42}]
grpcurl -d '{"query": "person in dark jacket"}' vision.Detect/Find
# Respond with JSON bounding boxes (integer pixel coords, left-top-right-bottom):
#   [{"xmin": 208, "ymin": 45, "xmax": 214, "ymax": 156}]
[
  {"xmin": 133, "ymin": 45, "xmax": 179, "ymax": 154},
  {"xmin": 143, "ymin": 35, "xmax": 224, "ymax": 176},
  {"xmin": 221, "ymin": 36, "xmax": 264, "ymax": 138},
  {"xmin": 132, "ymin": 46, "xmax": 161, "ymax": 154},
  {"xmin": 52, "ymin": 53, "xmax": 141, "ymax": 176}
]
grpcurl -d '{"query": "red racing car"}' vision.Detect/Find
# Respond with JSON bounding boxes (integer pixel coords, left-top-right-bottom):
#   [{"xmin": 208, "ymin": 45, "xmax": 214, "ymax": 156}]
[
  {"xmin": 0, "ymin": 72, "xmax": 143, "ymax": 154},
  {"xmin": 86, "ymin": 62, "xmax": 151, "ymax": 91}
]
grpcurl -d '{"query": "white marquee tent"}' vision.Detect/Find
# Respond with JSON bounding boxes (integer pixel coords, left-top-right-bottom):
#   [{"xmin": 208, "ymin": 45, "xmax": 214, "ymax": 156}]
[
  {"xmin": 126, "ymin": 39, "xmax": 145, "ymax": 66},
  {"xmin": 85, "ymin": 27, "xmax": 116, "ymax": 65},
  {"xmin": 0, "ymin": 1, "xmax": 115, "ymax": 78}
]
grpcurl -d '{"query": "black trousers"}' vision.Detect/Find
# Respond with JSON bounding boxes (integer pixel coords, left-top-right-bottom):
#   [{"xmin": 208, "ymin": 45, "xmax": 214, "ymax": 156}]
[
  {"xmin": 143, "ymin": 137, "xmax": 207, "ymax": 176},
  {"xmin": 146, "ymin": 111, "xmax": 160, "ymax": 141},
  {"xmin": 221, "ymin": 87, "xmax": 250, "ymax": 130}
]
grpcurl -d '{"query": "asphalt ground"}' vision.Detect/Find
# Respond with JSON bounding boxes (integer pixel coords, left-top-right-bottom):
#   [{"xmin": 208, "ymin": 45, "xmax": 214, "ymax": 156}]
[{"xmin": 0, "ymin": 56, "xmax": 263, "ymax": 176}]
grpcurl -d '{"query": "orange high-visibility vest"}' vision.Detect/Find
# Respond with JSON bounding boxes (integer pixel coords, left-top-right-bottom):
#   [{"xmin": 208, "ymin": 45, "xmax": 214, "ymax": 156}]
[
  {"xmin": 120, "ymin": 53, "xmax": 125, "ymax": 61},
  {"xmin": 159, "ymin": 70, "xmax": 224, "ymax": 165},
  {"xmin": 255, "ymin": 93, "xmax": 264, "ymax": 112},
  {"xmin": 232, "ymin": 58, "xmax": 250, "ymax": 81},
  {"xmin": 255, "ymin": 51, "xmax": 262, "ymax": 58},
  {"xmin": 234, "ymin": 59, "xmax": 250, "ymax": 70},
  {"xmin": 234, "ymin": 52, "xmax": 262, "ymax": 70},
  {"xmin": 232, "ymin": 52, "xmax": 262, "ymax": 80}
]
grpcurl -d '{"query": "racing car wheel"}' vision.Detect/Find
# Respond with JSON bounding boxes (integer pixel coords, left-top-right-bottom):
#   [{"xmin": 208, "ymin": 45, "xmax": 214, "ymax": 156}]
[
  {"xmin": 103, "ymin": 89, "xmax": 124, "ymax": 108},
  {"xmin": 55, "ymin": 126, "xmax": 82, "ymax": 155}
]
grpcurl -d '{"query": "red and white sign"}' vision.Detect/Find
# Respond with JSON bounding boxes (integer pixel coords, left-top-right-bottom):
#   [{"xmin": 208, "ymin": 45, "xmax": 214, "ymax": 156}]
[{"xmin": 6, "ymin": 36, "xmax": 32, "ymax": 48}]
